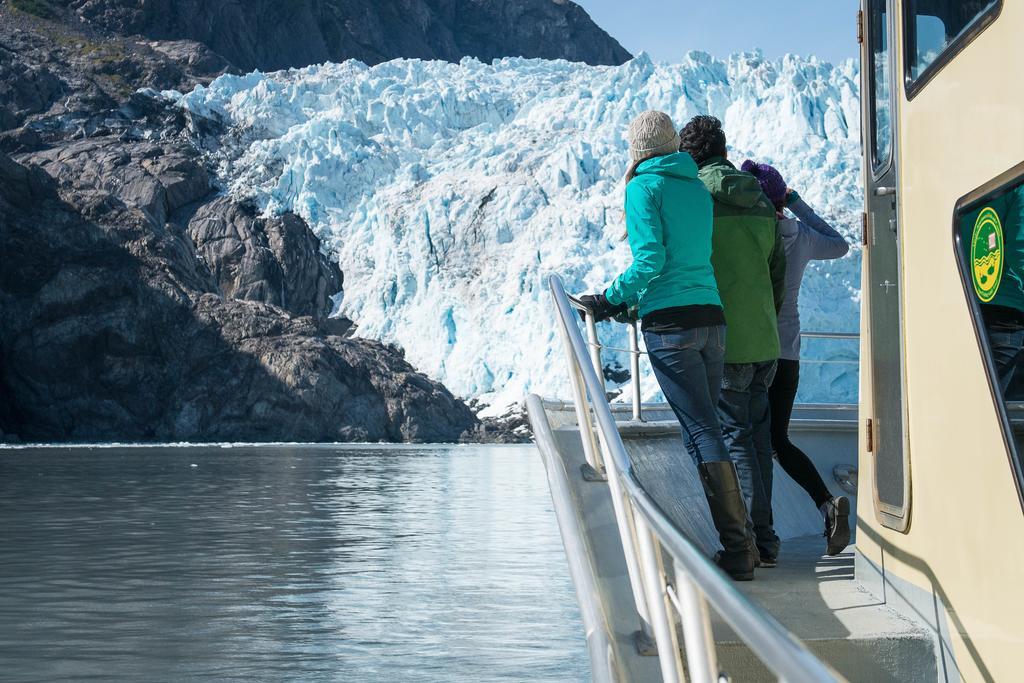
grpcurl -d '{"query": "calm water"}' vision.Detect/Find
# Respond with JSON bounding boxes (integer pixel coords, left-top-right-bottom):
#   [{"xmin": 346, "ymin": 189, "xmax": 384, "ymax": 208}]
[{"xmin": 0, "ymin": 444, "xmax": 588, "ymax": 682}]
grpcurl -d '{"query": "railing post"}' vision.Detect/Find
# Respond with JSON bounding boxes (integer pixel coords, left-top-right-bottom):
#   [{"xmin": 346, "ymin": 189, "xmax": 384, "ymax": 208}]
[
  {"xmin": 584, "ymin": 312, "xmax": 606, "ymax": 394},
  {"xmin": 554, "ymin": 296, "xmax": 651, "ymax": 628},
  {"xmin": 560, "ymin": 322, "xmax": 605, "ymax": 474},
  {"xmin": 673, "ymin": 571, "xmax": 720, "ymax": 683},
  {"xmin": 633, "ymin": 515, "xmax": 684, "ymax": 683},
  {"xmin": 629, "ymin": 320, "xmax": 643, "ymax": 422},
  {"xmin": 589, "ymin": 402, "xmax": 654, "ymax": 633}
]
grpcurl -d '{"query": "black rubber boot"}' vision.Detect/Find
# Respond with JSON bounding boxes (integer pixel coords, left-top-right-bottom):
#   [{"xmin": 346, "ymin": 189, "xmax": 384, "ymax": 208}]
[{"xmin": 699, "ymin": 461, "xmax": 756, "ymax": 581}]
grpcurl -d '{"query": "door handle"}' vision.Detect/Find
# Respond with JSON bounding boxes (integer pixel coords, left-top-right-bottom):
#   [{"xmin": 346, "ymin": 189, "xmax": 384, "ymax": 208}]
[{"xmin": 874, "ymin": 186, "xmax": 896, "ymax": 196}]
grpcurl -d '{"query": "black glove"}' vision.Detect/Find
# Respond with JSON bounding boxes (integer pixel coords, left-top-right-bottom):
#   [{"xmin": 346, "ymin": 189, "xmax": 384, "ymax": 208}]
[
  {"xmin": 611, "ymin": 307, "xmax": 638, "ymax": 325},
  {"xmin": 577, "ymin": 292, "xmax": 627, "ymax": 323}
]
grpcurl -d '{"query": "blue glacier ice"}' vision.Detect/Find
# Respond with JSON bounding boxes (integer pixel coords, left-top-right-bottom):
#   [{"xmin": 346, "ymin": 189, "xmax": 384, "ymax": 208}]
[{"xmin": 168, "ymin": 51, "xmax": 863, "ymax": 413}]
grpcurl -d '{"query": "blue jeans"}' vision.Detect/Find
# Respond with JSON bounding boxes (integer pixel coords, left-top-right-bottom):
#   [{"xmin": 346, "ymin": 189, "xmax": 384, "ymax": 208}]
[
  {"xmin": 719, "ymin": 360, "xmax": 780, "ymax": 558},
  {"xmin": 643, "ymin": 325, "xmax": 730, "ymax": 464}
]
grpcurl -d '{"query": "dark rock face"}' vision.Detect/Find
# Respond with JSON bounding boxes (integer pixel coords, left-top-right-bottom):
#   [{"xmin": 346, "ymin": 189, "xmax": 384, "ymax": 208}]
[
  {"xmin": 188, "ymin": 197, "xmax": 343, "ymax": 321},
  {"xmin": 464, "ymin": 401, "xmax": 533, "ymax": 444},
  {"xmin": 0, "ymin": 52, "xmax": 62, "ymax": 130},
  {"xmin": 0, "ymin": 7, "xmax": 231, "ymax": 132},
  {"xmin": 63, "ymin": 0, "xmax": 631, "ymax": 70},
  {"xmin": 1, "ymin": 0, "xmax": 627, "ymax": 134},
  {"xmin": 0, "ymin": 135, "xmax": 478, "ymax": 443}
]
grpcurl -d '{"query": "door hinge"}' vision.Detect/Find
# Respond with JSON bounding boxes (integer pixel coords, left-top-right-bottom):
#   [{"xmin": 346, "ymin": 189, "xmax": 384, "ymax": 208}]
[
  {"xmin": 865, "ymin": 418, "xmax": 874, "ymax": 453},
  {"xmin": 857, "ymin": 10, "xmax": 864, "ymax": 45},
  {"xmin": 861, "ymin": 211, "xmax": 869, "ymax": 246}
]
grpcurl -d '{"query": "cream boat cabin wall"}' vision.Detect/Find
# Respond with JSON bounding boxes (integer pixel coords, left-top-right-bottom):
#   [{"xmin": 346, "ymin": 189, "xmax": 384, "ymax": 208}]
[{"xmin": 857, "ymin": 1, "xmax": 1024, "ymax": 680}]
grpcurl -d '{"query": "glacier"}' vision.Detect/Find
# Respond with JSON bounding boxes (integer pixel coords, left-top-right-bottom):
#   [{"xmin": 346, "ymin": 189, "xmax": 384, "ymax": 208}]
[{"xmin": 168, "ymin": 51, "xmax": 863, "ymax": 413}]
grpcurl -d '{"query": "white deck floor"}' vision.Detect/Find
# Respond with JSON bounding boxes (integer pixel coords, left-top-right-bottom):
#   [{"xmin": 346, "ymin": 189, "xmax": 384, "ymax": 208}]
[
  {"xmin": 711, "ymin": 535, "xmax": 935, "ymax": 681},
  {"xmin": 532, "ymin": 399, "xmax": 941, "ymax": 682}
]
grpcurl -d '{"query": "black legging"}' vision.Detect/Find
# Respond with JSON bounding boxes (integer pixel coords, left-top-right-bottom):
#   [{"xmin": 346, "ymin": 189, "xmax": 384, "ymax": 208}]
[{"xmin": 769, "ymin": 359, "xmax": 833, "ymax": 508}]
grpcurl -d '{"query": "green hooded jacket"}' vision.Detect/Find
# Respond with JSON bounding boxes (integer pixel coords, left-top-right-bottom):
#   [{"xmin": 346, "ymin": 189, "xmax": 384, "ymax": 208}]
[
  {"xmin": 605, "ymin": 152, "xmax": 721, "ymax": 317},
  {"xmin": 698, "ymin": 156, "xmax": 786, "ymax": 363}
]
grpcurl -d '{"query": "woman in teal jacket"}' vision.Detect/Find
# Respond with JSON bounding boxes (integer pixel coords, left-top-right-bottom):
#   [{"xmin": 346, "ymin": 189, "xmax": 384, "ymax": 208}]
[{"xmin": 580, "ymin": 111, "xmax": 756, "ymax": 581}]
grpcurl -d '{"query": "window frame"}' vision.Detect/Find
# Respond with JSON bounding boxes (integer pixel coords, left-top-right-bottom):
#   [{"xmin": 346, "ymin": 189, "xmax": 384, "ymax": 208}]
[
  {"xmin": 903, "ymin": 0, "xmax": 1003, "ymax": 100},
  {"xmin": 951, "ymin": 160, "xmax": 1024, "ymax": 512},
  {"xmin": 867, "ymin": 0, "xmax": 893, "ymax": 180}
]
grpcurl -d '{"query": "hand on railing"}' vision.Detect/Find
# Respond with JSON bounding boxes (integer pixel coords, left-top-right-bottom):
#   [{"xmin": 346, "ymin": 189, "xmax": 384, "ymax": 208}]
[
  {"xmin": 572, "ymin": 293, "xmax": 638, "ymax": 325},
  {"xmin": 574, "ymin": 292, "xmax": 627, "ymax": 322}
]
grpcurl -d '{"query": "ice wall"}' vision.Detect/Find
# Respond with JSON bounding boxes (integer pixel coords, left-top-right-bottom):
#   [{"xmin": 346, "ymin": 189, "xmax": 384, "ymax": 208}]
[{"xmin": 170, "ymin": 51, "xmax": 863, "ymax": 411}]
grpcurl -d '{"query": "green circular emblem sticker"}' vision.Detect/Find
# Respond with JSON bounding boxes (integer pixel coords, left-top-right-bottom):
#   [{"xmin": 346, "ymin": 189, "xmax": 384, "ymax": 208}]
[{"xmin": 971, "ymin": 207, "xmax": 1004, "ymax": 303}]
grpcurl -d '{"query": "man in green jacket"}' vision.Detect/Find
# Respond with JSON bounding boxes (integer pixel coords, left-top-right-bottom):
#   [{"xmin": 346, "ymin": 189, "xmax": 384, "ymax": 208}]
[{"xmin": 680, "ymin": 115, "xmax": 786, "ymax": 567}]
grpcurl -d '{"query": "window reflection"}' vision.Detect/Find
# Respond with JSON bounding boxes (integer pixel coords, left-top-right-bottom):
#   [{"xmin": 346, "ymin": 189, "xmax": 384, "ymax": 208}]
[
  {"xmin": 957, "ymin": 179, "xmax": 1024, "ymax": 463},
  {"xmin": 870, "ymin": 1, "xmax": 891, "ymax": 173},
  {"xmin": 906, "ymin": 0, "xmax": 1000, "ymax": 81}
]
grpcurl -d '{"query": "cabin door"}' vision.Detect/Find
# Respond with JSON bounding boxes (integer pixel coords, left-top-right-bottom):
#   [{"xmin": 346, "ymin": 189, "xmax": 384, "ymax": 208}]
[{"xmin": 863, "ymin": 0, "xmax": 910, "ymax": 530}]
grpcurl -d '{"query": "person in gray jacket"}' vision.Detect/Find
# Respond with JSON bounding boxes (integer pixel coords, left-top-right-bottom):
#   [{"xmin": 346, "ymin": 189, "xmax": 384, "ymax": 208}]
[{"xmin": 742, "ymin": 160, "xmax": 852, "ymax": 556}]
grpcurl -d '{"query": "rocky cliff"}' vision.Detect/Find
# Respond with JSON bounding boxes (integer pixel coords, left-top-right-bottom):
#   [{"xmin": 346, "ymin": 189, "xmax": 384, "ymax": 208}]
[
  {"xmin": 0, "ymin": 123, "xmax": 478, "ymax": 442},
  {"xmin": 60, "ymin": 0, "xmax": 630, "ymax": 70},
  {"xmin": 1, "ymin": 2, "xmax": 231, "ymax": 135},
  {"xmin": 0, "ymin": 0, "xmax": 571, "ymax": 442}
]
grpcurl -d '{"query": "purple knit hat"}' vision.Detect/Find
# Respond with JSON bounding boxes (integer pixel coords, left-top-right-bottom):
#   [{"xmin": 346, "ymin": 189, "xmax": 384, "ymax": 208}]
[{"xmin": 741, "ymin": 160, "xmax": 787, "ymax": 209}]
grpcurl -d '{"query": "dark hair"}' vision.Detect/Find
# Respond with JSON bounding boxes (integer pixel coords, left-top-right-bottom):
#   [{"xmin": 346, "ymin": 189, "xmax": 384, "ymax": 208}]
[{"xmin": 678, "ymin": 115, "xmax": 727, "ymax": 165}]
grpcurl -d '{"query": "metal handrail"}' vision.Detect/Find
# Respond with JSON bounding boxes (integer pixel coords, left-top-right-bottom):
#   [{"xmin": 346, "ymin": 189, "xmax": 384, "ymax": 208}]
[
  {"xmin": 800, "ymin": 331, "xmax": 860, "ymax": 340},
  {"xmin": 567, "ymin": 294, "xmax": 858, "ymax": 422},
  {"xmin": 566, "ymin": 295, "xmax": 644, "ymax": 421},
  {"xmin": 550, "ymin": 274, "xmax": 845, "ymax": 683}
]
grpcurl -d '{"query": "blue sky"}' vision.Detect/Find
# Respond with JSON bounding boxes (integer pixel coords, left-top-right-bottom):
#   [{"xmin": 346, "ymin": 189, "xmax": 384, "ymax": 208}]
[{"xmin": 575, "ymin": 0, "xmax": 861, "ymax": 65}]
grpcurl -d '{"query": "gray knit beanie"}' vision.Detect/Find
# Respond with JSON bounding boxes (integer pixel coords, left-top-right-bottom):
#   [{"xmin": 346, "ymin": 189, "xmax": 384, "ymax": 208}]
[{"xmin": 627, "ymin": 111, "xmax": 680, "ymax": 163}]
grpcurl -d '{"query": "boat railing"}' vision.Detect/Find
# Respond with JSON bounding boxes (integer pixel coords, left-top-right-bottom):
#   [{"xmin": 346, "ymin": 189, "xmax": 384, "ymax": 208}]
[
  {"xmin": 566, "ymin": 293, "xmax": 859, "ymax": 423},
  {"xmin": 548, "ymin": 273, "xmax": 846, "ymax": 683}
]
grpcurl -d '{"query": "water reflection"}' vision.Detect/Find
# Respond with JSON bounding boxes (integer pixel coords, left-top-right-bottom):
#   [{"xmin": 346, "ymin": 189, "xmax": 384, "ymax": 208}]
[{"xmin": 0, "ymin": 445, "xmax": 588, "ymax": 682}]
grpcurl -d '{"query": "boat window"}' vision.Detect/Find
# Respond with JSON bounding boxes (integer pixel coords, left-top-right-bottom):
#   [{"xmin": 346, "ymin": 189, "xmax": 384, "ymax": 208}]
[
  {"xmin": 868, "ymin": 0, "xmax": 892, "ymax": 175},
  {"xmin": 904, "ymin": 0, "xmax": 1002, "ymax": 96},
  {"xmin": 954, "ymin": 168, "xmax": 1024, "ymax": 504}
]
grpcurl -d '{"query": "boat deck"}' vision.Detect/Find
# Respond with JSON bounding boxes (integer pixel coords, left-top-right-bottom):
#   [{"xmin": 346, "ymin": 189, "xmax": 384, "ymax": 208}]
[
  {"xmin": 531, "ymin": 399, "xmax": 942, "ymax": 682},
  {"xmin": 713, "ymin": 535, "xmax": 935, "ymax": 681}
]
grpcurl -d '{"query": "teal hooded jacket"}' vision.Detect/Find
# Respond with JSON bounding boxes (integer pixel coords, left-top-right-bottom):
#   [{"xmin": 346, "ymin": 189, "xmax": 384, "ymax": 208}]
[{"xmin": 605, "ymin": 153, "xmax": 722, "ymax": 318}]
